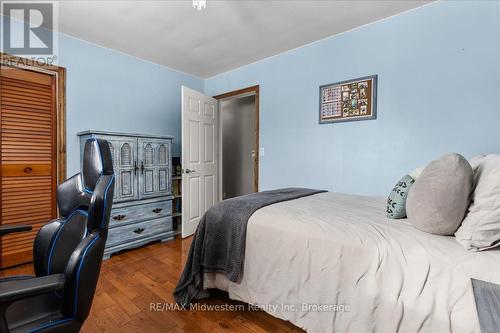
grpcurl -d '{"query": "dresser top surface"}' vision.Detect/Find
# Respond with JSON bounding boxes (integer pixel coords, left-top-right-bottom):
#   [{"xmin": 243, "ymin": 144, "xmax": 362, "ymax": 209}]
[{"xmin": 77, "ymin": 130, "xmax": 174, "ymax": 140}]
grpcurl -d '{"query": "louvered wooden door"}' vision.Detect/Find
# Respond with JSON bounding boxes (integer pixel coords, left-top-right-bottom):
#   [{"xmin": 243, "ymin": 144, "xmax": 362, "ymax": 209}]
[{"xmin": 0, "ymin": 66, "xmax": 57, "ymax": 268}]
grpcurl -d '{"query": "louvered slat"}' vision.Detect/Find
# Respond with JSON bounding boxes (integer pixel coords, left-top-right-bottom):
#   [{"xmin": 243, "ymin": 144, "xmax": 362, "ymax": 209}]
[{"xmin": 1, "ymin": 67, "xmax": 57, "ymax": 268}]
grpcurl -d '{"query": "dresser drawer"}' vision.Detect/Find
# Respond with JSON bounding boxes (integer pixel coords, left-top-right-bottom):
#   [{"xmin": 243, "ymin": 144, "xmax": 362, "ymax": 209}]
[
  {"xmin": 107, "ymin": 216, "xmax": 172, "ymax": 247},
  {"xmin": 109, "ymin": 200, "xmax": 172, "ymax": 228}
]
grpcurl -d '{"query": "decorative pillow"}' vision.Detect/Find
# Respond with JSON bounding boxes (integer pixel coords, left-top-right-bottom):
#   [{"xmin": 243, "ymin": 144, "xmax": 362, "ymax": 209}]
[
  {"xmin": 469, "ymin": 155, "xmax": 486, "ymax": 172},
  {"xmin": 409, "ymin": 165, "xmax": 426, "ymax": 180},
  {"xmin": 469, "ymin": 155, "xmax": 486, "ymax": 186},
  {"xmin": 406, "ymin": 153, "xmax": 473, "ymax": 235},
  {"xmin": 387, "ymin": 175, "xmax": 415, "ymax": 219},
  {"xmin": 455, "ymin": 154, "xmax": 500, "ymax": 251}
]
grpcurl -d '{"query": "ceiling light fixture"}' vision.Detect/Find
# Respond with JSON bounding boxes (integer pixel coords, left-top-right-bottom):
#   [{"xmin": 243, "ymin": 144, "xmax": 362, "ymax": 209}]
[{"xmin": 193, "ymin": 0, "xmax": 206, "ymax": 10}]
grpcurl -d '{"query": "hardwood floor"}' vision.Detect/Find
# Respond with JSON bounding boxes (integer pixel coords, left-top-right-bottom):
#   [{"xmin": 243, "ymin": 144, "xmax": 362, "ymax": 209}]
[{"xmin": 0, "ymin": 236, "xmax": 304, "ymax": 333}]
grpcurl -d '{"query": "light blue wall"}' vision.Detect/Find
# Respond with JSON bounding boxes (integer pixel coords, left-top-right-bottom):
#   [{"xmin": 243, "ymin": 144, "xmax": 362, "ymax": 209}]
[
  {"xmin": 58, "ymin": 36, "xmax": 203, "ymax": 175},
  {"xmin": 1, "ymin": 16, "xmax": 204, "ymax": 175},
  {"xmin": 3, "ymin": 1, "xmax": 500, "ymax": 195},
  {"xmin": 205, "ymin": 1, "xmax": 500, "ymax": 195}
]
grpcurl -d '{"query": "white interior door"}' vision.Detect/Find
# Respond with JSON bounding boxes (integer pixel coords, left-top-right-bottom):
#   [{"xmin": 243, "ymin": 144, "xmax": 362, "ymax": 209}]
[{"xmin": 181, "ymin": 86, "xmax": 219, "ymax": 238}]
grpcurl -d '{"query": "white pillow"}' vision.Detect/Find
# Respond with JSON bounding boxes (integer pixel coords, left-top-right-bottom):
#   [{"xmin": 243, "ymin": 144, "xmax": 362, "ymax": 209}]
[
  {"xmin": 455, "ymin": 154, "xmax": 500, "ymax": 251},
  {"xmin": 409, "ymin": 165, "xmax": 425, "ymax": 180},
  {"xmin": 469, "ymin": 155, "xmax": 486, "ymax": 171}
]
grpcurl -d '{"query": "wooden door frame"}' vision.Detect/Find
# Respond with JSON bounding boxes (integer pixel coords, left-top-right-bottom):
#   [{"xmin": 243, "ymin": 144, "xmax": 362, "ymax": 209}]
[
  {"xmin": 214, "ymin": 85, "xmax": 259, "ymax": 194},
  {"xmin": 1, "ymin": 53, "xmax": 67, "ymax": 184}
]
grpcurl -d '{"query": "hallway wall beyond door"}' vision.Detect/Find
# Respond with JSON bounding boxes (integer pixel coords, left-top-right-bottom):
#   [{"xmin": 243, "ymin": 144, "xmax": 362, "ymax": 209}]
[{"xmin": 221, "ymin": 95, "xmax": 256, "ymax": 199}]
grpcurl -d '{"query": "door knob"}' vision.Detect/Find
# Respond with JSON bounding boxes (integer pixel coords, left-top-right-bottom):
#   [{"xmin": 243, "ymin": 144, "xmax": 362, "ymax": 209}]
[{"xmin": 183, "ymin": 169, "xmax": 196, "ymax": 174}]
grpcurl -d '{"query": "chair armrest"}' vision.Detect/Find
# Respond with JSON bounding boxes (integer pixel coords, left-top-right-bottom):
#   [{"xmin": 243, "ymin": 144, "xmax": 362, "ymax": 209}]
[
  {"xmin": 0, "ymin": 274, "xmax": 65, "ymax": 304},
  {"xmin": 0, "ymin": 224, "xmax": 32, "ymax": 236}
]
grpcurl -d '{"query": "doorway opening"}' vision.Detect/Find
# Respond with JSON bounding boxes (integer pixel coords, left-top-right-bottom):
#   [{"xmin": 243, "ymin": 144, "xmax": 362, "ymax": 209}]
[{"xmin": 214, "ymin": 85, "xmax": 259, "ymax": 200}]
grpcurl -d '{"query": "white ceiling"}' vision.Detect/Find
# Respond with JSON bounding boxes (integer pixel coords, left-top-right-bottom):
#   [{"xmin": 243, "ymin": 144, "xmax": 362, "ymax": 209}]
[{"xmin": 53, "ymin": 1, "xmax": 431, "ymax": 78}]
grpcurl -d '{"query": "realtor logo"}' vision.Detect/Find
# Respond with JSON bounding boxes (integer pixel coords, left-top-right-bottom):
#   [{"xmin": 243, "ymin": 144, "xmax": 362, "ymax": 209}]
[{"xmin": 2, "ymin": 1, "xmax": 57, "ymax": 58}]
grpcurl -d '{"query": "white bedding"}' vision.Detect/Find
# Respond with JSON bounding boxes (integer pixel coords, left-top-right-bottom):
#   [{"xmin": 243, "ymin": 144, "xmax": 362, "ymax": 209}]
[{"xmin": 204, "ymin": 192, "xmax": 500, "ymax": 333}]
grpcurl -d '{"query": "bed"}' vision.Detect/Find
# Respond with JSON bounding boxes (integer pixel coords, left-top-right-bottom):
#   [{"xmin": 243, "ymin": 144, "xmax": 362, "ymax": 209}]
[{"xmin": 203, "ymin": 192, "xmax": 500, "ymax": 333}]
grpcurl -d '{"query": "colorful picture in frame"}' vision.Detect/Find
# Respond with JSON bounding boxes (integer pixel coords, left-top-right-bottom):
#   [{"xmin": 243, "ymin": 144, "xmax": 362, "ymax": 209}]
[{"xmin": 319, "ymin": 75, "xmax": 377, "ymax": 124}]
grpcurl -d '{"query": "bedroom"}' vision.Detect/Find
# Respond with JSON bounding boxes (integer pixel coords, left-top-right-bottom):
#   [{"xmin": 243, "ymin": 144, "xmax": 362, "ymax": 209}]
[{"xmin": 0, "ymin": 0, "xmax": 499, "ymax": 332}]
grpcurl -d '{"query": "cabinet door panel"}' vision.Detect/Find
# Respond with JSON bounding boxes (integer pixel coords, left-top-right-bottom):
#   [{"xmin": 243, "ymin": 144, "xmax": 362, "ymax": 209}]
[
  {"xmin": 119, "ymin": 169, "xmax": 135, "ymax": 197},
  {"xmin": 157, "ymin": 142, "xmax": 171, "ymax": 195},
  {"xmin": 105, "ymin": 139, "xmax": 119, "ymax": 200},
  {"xmin": 158, "ymin": 168, "xmax": 169, "ymax": 193},
  {"xmin": 138, "ymin": 140, "xmax": 156, "ymax": 199},
  {"xmin": 138, "ymin": 139, "xmax": 171, "ymax": 199},
  {"xmin": 143, "ymin": 169, "xmax": 155, "ymax": 195},
  {"xmin": 117, "ymin": 139, "xmax": 138, "ymax": 201}
]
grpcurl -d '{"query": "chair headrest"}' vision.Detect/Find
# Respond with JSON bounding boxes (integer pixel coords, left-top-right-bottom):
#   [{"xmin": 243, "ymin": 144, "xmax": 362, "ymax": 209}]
[{"xmin": 82, "ymin": 139, "xmax": 113, "ymax": 191}]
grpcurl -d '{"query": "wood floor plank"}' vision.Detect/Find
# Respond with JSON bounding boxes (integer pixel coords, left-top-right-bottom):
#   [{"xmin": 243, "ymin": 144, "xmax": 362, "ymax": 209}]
[{"xmin": 0, "ymin": 236, "xmax": 303, "ymax": 333}]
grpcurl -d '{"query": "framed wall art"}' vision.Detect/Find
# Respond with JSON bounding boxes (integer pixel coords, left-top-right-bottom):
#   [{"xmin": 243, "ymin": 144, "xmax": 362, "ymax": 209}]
[{"xmin": 319, "ymin": 75, "xmax": 377, "ymax": 124}]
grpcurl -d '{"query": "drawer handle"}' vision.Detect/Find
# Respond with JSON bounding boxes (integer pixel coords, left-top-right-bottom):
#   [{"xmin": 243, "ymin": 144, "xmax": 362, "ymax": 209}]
[
  {"xmin": 152, "ymin": 208, "xmax": 163, "ymax": 214},
  {"xmin": 133, "ymin": 228, "xmax": 145, "ymax": 234},
  {"xmin": 24, "ymin": 167, "xmax": 33, "ymax": 174},
  {"xmin": 112, "ymin": 214, "xmax": 126, "ymax": 221}
]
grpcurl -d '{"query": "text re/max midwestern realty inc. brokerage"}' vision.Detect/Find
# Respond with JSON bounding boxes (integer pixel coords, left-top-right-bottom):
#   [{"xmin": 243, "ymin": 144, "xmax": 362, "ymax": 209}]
[{"xmin": 150, "ymin": 302, "xmax": 351, "ymax": 313}]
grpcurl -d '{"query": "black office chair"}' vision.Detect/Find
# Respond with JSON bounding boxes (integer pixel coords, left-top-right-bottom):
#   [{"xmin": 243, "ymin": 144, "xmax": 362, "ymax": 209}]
[{"xmin": 0, "ymin": 138, "xmax": 115, "ymax": 333}]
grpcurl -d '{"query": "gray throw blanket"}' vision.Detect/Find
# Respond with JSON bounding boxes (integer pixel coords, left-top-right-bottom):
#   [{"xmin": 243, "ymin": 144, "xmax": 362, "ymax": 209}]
[{"xmin": 174, "ymin": 187, "xmax": 325, "ymax": 306}]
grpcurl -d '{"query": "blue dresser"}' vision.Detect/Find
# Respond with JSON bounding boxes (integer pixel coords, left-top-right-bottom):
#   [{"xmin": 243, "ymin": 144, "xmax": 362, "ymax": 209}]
[{"xmin": 78, "ymin": 131, "xmax": 174, "ymax": 259}]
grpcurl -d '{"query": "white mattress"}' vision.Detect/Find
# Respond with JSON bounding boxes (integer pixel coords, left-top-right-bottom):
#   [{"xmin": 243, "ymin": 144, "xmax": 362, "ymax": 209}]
[{"xmin": 204, "ymin": 192, "xmax": 500, "ymax": 333}]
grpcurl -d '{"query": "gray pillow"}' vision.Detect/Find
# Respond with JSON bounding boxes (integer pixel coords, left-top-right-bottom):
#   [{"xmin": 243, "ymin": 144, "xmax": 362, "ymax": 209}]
[
  {"xmin": 406, "ymin": 153, "xmax": 473, "ymax": 235},
  {"xmin": 387, "ymin": 174, "xmax": 415, "ymax": 219}
]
